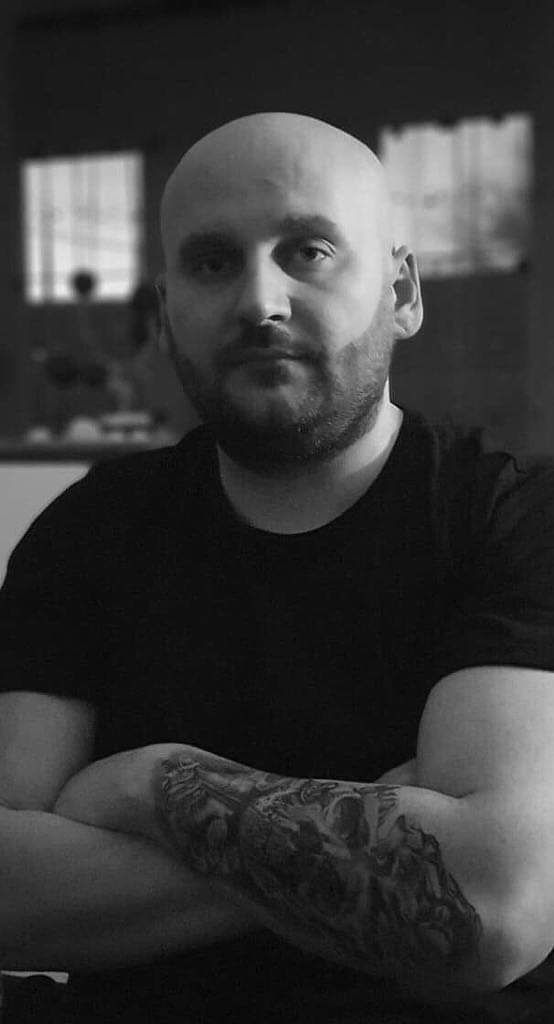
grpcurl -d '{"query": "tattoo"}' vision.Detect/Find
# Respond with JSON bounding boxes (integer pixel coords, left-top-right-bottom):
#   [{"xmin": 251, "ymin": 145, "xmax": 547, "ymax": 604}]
[{"xmin": 159, "ymin": 757, "xmax": 482, "ymax": 979}]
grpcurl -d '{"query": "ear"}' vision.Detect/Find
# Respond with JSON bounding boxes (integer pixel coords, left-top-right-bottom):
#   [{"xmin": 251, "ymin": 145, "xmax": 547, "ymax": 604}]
[
  {"xmin": 391, "ymin": 246, "xmax": 423, "ymax": 340},
  {"xmin": 155, "ymin": 273, "xmax": 171, "ymax": 357}
]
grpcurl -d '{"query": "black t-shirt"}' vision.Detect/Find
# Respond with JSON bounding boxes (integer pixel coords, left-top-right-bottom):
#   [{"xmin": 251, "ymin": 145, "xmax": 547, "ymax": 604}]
[{"xmin": 3, "ymin": 408, "xmax": 554, "ymax": 1022}]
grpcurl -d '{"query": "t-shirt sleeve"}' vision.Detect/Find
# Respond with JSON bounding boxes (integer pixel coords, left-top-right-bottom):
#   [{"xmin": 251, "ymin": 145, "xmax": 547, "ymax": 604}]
[
  {"xmin": 0, "ymin": 470, "xmax": 108, "ymax": 705},
  {"xmin": 434, "ymin": 454, "xmax": 554, "ymax": 680}
]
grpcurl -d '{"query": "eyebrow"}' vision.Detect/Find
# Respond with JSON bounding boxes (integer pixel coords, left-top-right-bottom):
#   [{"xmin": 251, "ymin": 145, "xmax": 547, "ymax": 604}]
[
  {"xmin": 276, "ymin": 214, "xmax": 344, "ymax": 240},
  {"xmin": 177, "ymin": 214, "xmax": 345, "ymax": 261}
]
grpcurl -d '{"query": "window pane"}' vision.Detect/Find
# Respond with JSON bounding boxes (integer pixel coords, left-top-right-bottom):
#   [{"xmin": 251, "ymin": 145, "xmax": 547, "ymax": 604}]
[
  {"xmin": 378, "ymin": 114, "xmax": 532, "ymax": 277},
  {"xmin": 22, "ymin": 152, "xmax": 144, "ymax": 302}
]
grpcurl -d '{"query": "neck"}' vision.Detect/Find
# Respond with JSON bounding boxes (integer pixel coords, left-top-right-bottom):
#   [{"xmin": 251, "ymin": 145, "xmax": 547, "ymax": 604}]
[{"xmin": 217, "ymin": 396, "xmax": 403, "ymax": 535}]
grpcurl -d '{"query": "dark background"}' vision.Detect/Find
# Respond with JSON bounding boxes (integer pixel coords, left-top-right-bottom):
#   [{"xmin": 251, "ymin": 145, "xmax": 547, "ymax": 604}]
[{"xmin": 1, "ymin": 0, "xmax": 553, "ymax": 453}]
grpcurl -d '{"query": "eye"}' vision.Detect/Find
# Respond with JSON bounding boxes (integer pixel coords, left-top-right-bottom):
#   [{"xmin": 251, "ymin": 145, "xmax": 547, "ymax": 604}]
[
  {"xmin": 289, "ymin": 241, "xmax": 334, "ymax": 268},
  {"xmin": 185, "ymin": 249, "xmax": 239, "ymax": 281},
  {"xmin": 299, "ymin": 246, "xmax": 327, "ymax": 261},
  {"xmin": 192, "ymin": 256, "xmax": 232, "ymax": 277}
]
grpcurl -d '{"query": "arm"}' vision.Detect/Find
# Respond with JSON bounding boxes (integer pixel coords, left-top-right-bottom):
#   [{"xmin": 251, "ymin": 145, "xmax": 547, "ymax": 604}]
[
  {"xmin": 0, "ymin": 692, "xmax": 259, "ymax": 972},
  {"xmin": 55, "ymin": 748, "xmax": 491, "ymax": 1000},
  {"xmin": 150, "ymin": 751, "xmax": 503, "ymax": 1001},
  {"xmin": 61, "ymin": 668, "xmax": 554, "ymax": 1000}
]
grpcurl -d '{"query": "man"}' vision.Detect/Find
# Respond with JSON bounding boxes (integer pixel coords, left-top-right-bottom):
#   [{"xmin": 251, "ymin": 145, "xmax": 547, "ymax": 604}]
[{"xmin": 2, "ymin": 111, "xmax": 554, "ymax": 1023}]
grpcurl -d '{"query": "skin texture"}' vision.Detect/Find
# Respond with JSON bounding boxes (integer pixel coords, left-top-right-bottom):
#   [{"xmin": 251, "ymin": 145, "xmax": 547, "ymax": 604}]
[
  {"xmin": 158, "ymin": 112, "xmax": 422, "ymax": 476},
  {"xmin": 54, "ymin": 742, "xmax": 487, "ymax": 996},
  {"xmin": 155, "ymin": 751, "xmax": 483, "ymax": 987},
  {"xmin": 54, "ymin": 656, "xmax": 554, "ymax": 997}
]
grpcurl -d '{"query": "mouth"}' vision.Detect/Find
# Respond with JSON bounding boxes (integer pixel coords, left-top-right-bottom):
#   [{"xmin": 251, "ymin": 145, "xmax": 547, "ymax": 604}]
[{"xmin": 224, "ymin": 348, "xmax": 307, "ymax": 368}]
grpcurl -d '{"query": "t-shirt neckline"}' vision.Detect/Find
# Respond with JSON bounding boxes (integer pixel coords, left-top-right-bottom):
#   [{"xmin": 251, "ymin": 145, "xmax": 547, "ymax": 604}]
[{"xmin": 199, "ymin": 407, "xmax": 420, "ymax": 543}]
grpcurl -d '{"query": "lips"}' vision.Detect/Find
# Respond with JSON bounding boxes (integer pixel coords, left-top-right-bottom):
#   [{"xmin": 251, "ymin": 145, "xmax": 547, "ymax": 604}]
[
  {"xmin": 226, "ymin": 347, "xmax": 303, "ymax": 366},
  {"xmin": 220, "ymin": 346, "xmax": 309, "ymax": 374}
]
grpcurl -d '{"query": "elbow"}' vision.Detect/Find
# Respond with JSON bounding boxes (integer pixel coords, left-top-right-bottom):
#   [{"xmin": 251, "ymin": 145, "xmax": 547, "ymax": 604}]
[
  {"xmin": 400, "ymin": 932, "xmax": 546, "ymax": 1007},
  {"xmin": 490, "ymin": 891, "xmax": 554, "ymax": 990},
  {"xmin": 438, "ymin": 803, "xmax": 554, "ymax": 997},
  {"xmin": 460, "ymin": 884, "xmax": 554, "ymax": 997},
  {"xmin": 401, "ymin": 888, "xmax": 554, "ymax": 1004}
]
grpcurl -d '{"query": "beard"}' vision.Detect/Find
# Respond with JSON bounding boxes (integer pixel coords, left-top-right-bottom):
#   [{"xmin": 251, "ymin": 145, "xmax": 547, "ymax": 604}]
[{"xmin": 166, "ymin": 290, "xmax": 397, "ymax": 474}]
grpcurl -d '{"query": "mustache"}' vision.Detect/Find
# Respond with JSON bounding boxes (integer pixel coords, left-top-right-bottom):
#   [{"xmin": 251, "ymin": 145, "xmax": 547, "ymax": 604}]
[{"xmin": 218, "ymin": 324, "xmax": 319, "ymax": 368}]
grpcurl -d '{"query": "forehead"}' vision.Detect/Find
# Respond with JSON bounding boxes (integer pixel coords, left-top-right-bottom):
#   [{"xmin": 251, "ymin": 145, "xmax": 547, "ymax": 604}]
[{"xmin": 162, "ymin": 137, "xmax": 383, "ymax": 253}]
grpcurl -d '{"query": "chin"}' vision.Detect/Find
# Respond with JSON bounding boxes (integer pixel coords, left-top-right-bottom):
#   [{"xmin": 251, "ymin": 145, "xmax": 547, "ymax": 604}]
[
  {"xmin": 223, "ymin": 378, "xmax": 315, "ymax": 425},
  {"xmin": 181, "ymin": 365, "xmax": 388, "ymax": 472},
  {"xmin": 212, "ymin": 402, "xmax": 380, "ymax": 474}
]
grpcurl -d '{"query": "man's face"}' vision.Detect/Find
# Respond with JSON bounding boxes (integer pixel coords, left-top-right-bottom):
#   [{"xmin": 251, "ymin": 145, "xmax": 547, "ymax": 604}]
[{"xmin": 160, "ymin": 132, "xmax": 399, "ymax": 470}]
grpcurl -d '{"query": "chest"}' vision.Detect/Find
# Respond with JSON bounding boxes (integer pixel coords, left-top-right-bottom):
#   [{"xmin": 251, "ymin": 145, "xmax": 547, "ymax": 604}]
[{"xmin": 97, "ymin": 514, "xmax": 446, "ymax": 779}]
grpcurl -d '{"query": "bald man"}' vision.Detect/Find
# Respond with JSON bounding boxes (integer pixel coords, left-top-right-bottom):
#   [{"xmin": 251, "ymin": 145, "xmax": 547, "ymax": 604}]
[
  {"xmin": 158, "ymin": 112, "xmax": 416, "ymax": 504},
  {"xmin": 2, "ymin": 113, "xmax": 554, "ymax": 1023}
]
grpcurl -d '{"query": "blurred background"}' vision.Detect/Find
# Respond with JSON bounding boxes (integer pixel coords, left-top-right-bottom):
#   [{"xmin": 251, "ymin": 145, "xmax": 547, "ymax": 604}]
[{"xmin": 1, "ymin": 0, "xmax": 553, "ymax": 572}]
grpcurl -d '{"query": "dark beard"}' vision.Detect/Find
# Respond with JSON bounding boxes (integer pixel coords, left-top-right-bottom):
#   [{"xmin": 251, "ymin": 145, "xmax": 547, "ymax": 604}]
[
  {"xmin": 165, "ymin": 297, "xmax": 396, "ymax": 474},
  {"xmin": 203, "ymin": 380, "xmax": 386, "ymax": 474}
]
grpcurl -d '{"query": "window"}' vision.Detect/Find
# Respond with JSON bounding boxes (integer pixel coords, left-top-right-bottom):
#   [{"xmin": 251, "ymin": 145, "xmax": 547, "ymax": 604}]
[
  {"xmin": 22, "ymin": 151, "xmax": 144, "ymax": 302},
  {"xmin": 378, "ymin": 114, "xmax": 532, "ymax": 277}
]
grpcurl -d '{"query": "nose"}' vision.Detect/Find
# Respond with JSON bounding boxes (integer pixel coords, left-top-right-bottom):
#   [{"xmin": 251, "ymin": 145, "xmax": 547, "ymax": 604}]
[{"xmin": 233, "ymin": 254, "xmax": 291, "ymax": 325}]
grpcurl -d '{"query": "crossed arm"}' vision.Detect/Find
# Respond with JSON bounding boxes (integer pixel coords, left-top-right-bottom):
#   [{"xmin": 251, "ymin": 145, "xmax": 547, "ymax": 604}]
[
  {"xmin": 53, "ymin": 666, "xmax": 554, "ymax": 1000},
  {"xmin": 56, "ymin": 746, "xmax": 486, "ymax": 999},
  {"xmin": 0, "ymin": 692, "xmax": 260, "ymax": 971}
]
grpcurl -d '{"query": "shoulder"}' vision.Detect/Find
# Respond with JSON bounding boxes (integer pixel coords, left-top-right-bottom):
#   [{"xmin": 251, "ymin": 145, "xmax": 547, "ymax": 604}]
[
  {"xmin": 23, "ymin": 426, "xmax": 213, "ymax": 523},
  {"xmin": 3, "ymin": 426, "xmax": 216, "ymax": 574},
  {"xmin": 80, "ymin": 424, "xmax": 215, "ymax": 505},
  {"xmin": 401, "ymin": 408, "xmax": 554, "ymax": 533}
]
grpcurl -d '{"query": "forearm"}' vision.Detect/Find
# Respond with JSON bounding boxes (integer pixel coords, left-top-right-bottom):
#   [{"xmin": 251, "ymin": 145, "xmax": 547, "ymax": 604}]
[
  {"xmin": 154, "ymin": 753, "xmax": 526, "ymax": 1000},
  {"xmin": 53, "ymin": 743, "xmax": 189, "ymax": 846},
  {"xmin": 0, "ymin": 806, "xmax": 258, "ymax": 972}
]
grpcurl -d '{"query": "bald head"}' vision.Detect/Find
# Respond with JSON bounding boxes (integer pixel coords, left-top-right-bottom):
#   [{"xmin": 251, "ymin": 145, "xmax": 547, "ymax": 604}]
[
  {"xmin": 157, "ymin": 112, "xmax": 423, "ymax": 472},
  {"xmin": 160, "ymin": 112, "xmax": 393, "ymax": 261}
]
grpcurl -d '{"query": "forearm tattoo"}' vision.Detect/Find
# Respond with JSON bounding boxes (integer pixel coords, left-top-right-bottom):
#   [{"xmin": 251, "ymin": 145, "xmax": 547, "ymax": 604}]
[{"xmin": 157, "ymin": 756, "xmax": 482, "ymax": 979}]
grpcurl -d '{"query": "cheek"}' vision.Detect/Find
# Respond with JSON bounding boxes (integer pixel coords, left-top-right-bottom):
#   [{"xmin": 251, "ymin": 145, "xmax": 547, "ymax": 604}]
[
  {"xmin": 305, "ymin": 288, "xmax": 383, "ymax": 353},
  {"xmin": 310, "ymin": 258, "xmax": 386, "ymax": 343},
  {"xmin": 166, "ymin": 291, "xmax": 217, "ymax": 364},
  {"xmin": 346, "ymin": 271, "xmax": 386, "ymax": 325}
]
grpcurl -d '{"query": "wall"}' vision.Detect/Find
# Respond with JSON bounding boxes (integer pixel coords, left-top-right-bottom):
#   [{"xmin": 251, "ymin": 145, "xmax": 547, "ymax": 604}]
[
  {"xmin": 0, "ymin": 13, "xmax": 24, "ymax": 439},
  {"xmin": 526, "ymin": 4, "xmax": 554, "ymax": 455},
  {"xmin": 6, "ymin": 0, "xmax": 545, "ymax": 452},
  {"xmin": 392, "ymin": 272, "xmax": 530, "ymax": 452}
]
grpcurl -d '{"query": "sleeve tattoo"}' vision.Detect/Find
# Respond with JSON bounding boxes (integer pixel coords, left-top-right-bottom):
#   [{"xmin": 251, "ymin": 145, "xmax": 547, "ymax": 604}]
[{"xmin": 155, "ymin": 756, "xmax": 483, "ymax": 980}]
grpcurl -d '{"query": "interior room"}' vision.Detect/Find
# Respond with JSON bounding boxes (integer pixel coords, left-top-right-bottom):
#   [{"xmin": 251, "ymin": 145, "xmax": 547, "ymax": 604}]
[
  {"xmin": 2, "ymin": 2, "xmax": 554, "ymax": 1016},
  {"xmin": 1, "ymin": 0, "xmax": 552, "ymax": 577}
]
